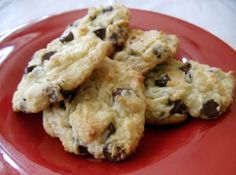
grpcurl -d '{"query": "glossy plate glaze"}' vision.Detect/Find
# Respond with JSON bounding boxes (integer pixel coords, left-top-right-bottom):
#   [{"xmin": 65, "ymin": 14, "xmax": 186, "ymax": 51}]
[{"xmin": 0, "ymin": 9, "xmax": 236, "ymax": 175}]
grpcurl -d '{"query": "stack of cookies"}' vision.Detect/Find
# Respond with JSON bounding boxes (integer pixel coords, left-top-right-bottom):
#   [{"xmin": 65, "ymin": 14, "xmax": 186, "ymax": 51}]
[{"xmin": 12, "ymin": 4, "xmax": 235, "ymax": 161}]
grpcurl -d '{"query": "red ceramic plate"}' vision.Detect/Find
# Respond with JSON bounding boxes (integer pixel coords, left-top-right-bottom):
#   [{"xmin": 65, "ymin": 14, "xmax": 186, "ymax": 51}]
[{"xmin": 0, "ymin": 9, "xmax": 236, "ymax": 175}]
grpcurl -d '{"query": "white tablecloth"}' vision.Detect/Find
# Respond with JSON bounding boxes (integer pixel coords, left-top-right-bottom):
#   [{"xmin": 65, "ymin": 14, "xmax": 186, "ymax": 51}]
[{"xmin": 0, "ymin": 0, "xmax": 236, "ymax": 49}]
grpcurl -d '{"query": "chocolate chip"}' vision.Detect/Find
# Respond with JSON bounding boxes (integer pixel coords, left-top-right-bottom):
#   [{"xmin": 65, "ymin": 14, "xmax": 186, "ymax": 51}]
[
  {"xmin": 93, "ymin": 28, "xmax": 106, "ymax": 40},
  {"xmin": 153, "ymin": 47, "xmax": 161, "ymax": 58},
  {"xmin": 49, "ymin": 90, "xmax": 58, "ymax": 103},
  {"xmin": 180, "ymin": 62, "xmax": 191, "ymax": 74},
  {"xmin": 59, "ymin": 101, "xmax": 66, "ymax": 110},
  {"xmin": 59, "ymin": 32, "xmax": 74, "ymax": 43},
  {"xmin": 113, "ymin": 43, "xmax": 124, "ymax": 52},
  {"xmin": 102, "ymin": 6, "xmax": 113, "ymax": 13},
  {"xmin": 109, "ymin": 33, "xmax": 124, "ymax": 51},
  {"xmin": 153, "ymin": 46, "xmax": 167, "ymax": 59},
  {"xmin": 108, "ymin": 124, "xmax": 115, "ymax": 136},
  {"xmin": 103, "ymin": 143, "xmax": 123, "ymax": 161},
  {"xmin": 170, "ymin": 100, "xmax": 188, "ymax": 114},
  {"xmin": 103, "ymin": 144, "xmax": 112, "ymax": 161},
  {"xmin": 78, "ymin": 145, "xmax": 89, "ymax": 156},
  {"xmin": 112, "ymin": 88, "xmax": 124, "ymax": 100},
  {"xmin": 202, "ymin": 99, "xmax": 219, "ymax": 118},
  {"xmin": 155, "ymin": 74, "xmax": 171, "ymax": 87},
  {"xmin": 103, "ymin": 124, "xmax": 116, "ymax": 139},
  {"xmin": 42, "ymin": 51, "xmax": 56, "ymax": 61},
  {"xmin": 61, "ymin": 90, "xmax": 76, "ymax": 102},
  {"xmin": 25, "ymin": 65, "xmax": 36, "ymax": 74}
]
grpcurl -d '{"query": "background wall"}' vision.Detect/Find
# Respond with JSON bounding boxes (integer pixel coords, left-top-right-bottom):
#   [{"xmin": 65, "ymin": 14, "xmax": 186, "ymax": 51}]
[{"xmin": 0, "ymin": 0, "xmax": 235, "ymax": 49}]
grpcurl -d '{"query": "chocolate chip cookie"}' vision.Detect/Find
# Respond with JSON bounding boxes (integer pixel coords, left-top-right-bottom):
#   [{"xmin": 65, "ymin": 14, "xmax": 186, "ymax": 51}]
[
  {"xmin": 43, "ymin": 58, "xmax": 146, "ymax": 161},
  {"xmin": 144, "ymin": 59, "xmax": 235, "ymax": 125},
  {"xmin": 12, "ymin": 33, "xmax": 108, "ymax": 113},
  {"xmin": 12, "ymin": 4, "xmax": 130, "ymax": 113},
  {"xmin": 113, "ymin": 29, "xmax": 179, "ymax": 73}
]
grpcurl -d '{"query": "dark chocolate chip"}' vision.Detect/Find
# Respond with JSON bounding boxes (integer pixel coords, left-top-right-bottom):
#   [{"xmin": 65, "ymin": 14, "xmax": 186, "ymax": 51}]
[
  {"xmin": 93, "ymin": 28, "xmax": 106, "ymax": 40},
  {"xmin": 42, "ymin": 51, "xmax": 56, "ymax": 61},
  {"xmin": 170, "ymin": 100, "xmax": 188, "ymax": 114},
  {"xmin": 202, "ymin": 99, "xmax": 219, "ymax": 118},
  {"xmin": 103, "ymin": 144, "xmax": 112, "ymax": 161},
  {"xmin": 113, "ymin": 43, "xmax": 124, "ymax": 52},
  {"xmin": 102, "ymin": 6, "xmax": 113, "ymax": 13},
  {"xmin": 153, "ymin": 47, "xmax": 161, "ymax": 58},
  {"xmin": 49, "ymin": 90, "xmax": 58, "ymax": 103},
  {"xmin": 104, "ymin": 123, "xmax": 116, "ymax": 139},
  {"xmin": 59, "ymin": 101, "xmax": 66, "ymax": 110},
  {"xmin": 180, "ymin": 62, "xmax": 191, "ymax": 74},
  {"xmin": 59, "ymin": 32, "xmax": 74, "ymax": 43},
  {"xmin": 78, "ymin": 145, "xmax": 89, "ymax": 156},
  {"xmin": 103, "ymin": 143, "xmax": 122, "ymax": 161},
  {"xmin": 61, "ymin": 90, "xmax": 76, "ymax": 102},
  {"xmin": 107, "ymin": 124, "xmax": 115, "ymax": 137},
  {"xmin": 109, "ymin": 33, "xmax": 124, "ymax": 51},
  {"xmin": 25, "ymin": 65, "xmax": 36, "ymax": 74},
  {"xmin": 153, "ymin": 46, "xmax": 167, "ymax": 59},
  {"xmin": 112, "ymin": 88, "xmax": 124, "ymax": 100},
  {"xmin": 155, "ymin": 74, "xmax": 171, "ymax": 87}
]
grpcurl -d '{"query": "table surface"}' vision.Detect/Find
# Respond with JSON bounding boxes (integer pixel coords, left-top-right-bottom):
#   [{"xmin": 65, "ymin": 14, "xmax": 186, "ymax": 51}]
[
  {"xmin": 0, "ymin": 0, "xmax": 236, "ymax": 49},
  {"xmin": 0, "ymin": 0, "xmax": 236, "ymax": 174}
]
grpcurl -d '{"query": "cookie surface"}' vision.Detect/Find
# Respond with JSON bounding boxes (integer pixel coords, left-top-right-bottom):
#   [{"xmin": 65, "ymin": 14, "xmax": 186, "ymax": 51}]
[
  {"xmin": 43, "ymin": 58, "xmax": 146, "ymax": 161},
  {"xmin": 113, "ymin": 29, "xmax": 179, "ymax": 73},
  {"xmin": 144, "ymin": 59, "xmax": 235, "ymax": 125},
  {"xmin": 12, "ymin": 4, "xmax": 130, "ymax": 113},
  {"xmin": 12, "ymin": 33, "xmax": 108, "ymax": 113}
]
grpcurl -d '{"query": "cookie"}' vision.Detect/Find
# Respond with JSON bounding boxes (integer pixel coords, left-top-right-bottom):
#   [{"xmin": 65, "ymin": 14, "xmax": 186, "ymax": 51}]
[
  {"xmin": 66, "ymin": 3, "xmax": 130, "ymax": 55},
  {"xmin": 113, "ymin": 29, "xmax": 179, "ymax": 73},
  {"xmin": 12, "ymin": 33, "xmax": 108, "ymax": 113},
  {"xmin": 144, "ymin": 59, "xmax": 235, "ymax": 125},
  {"xmin": 43, "ymin": 58, "xmax": 146, "ymax": 161},
  {"xmin": 185, "ymin": 60, "xmax": 235, "ymax": 119},
  {"xmin": 12, "ymin": 4, "xmax": 130, "ymax": 113}
]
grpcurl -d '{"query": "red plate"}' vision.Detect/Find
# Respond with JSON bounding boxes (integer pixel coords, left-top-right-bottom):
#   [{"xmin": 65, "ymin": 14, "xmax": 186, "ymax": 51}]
[{"xmin": 0, "ymin": 9, "xmax": 236, "ymax": 175}]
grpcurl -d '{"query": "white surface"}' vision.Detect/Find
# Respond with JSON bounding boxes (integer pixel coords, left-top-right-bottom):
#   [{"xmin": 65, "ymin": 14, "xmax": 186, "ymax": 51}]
[{"xmin": 0, "ymin": 0, "xmax": 236, "ymax": 49}]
